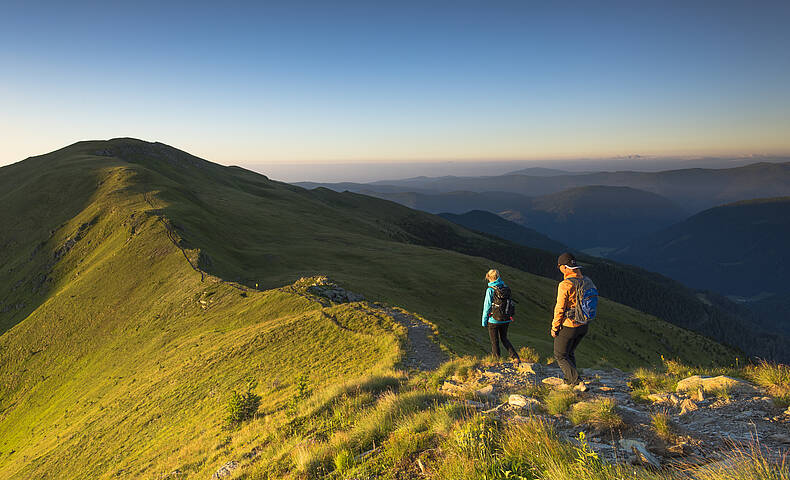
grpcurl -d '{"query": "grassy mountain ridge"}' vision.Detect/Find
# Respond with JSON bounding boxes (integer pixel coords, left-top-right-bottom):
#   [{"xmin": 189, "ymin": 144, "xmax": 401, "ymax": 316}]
[{"xmin": 0, "ymin": 139, "xmax": 741, "ymax": 478}]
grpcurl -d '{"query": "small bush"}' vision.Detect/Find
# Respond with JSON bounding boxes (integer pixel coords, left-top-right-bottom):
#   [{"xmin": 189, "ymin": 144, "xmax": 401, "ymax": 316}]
[
  {"xmin": 567, "ymin": 398, "xmax": 623, "ymax": 430},
  {"xmin": 287, "ymin": 373, "xmax": 312, "ymax": 416},
  {"xmin": 225, "ymin": 380, "xmax": 261, "ymax": 426},
  {"xmin": 518, "ymin": 346, "xmax": 540, "ymax": 363},
  {"xmin": 544, "ymin": 390, "xmax": 577, "ymax": 415}
]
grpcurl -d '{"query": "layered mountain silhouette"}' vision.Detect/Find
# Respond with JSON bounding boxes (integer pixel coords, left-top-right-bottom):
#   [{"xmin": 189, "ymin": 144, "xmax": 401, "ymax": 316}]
[
  {"xmin": 304, "ymin": 186, "xmax": 686, "ymax": 250},
  {"xmin": 299, "ymin": 161, "xmax": 790, "ymax": 213}
]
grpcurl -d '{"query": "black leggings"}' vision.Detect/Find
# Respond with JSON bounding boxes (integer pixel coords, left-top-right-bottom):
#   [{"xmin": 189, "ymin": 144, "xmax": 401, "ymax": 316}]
[
  {"xmin": 488, "ymin": 323, "xmax": 519, "ymax": 359},
  {"xmin": 553, "ymin": 324, "xmax": 588, "ymax": 385}
]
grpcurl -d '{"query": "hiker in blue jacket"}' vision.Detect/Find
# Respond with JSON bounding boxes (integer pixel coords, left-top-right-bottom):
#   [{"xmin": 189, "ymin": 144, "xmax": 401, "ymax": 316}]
[{"xmin": 482, "ymin": 269, "xmax": 520, "ymax": 364}]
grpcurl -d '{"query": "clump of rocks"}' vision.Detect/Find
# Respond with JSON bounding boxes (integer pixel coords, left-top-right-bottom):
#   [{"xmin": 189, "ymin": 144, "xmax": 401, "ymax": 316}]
[
  {"xmin": 294, "ymin": 276, "xmax": 365, "ymax": 303},
  {"xmin": 436, "ymin": 362, "xmax": 790, "ymax": 469}
]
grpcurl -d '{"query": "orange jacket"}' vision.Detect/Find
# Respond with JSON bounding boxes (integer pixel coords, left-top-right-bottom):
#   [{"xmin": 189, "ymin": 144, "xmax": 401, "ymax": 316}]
[{"xmin": 552, "ymin": 269, "xmax": 585, "ymax": 330}]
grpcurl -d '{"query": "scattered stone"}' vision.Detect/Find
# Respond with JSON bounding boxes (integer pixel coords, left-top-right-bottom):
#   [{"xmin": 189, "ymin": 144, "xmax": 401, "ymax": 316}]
[
  {"xmin": 441, "ymin": 380, "xmax": 466, "ymax": 394},
  {"xmin": 212, "ymin": 461, "xmax": 239, "ymax": 479},
  {"xmin": 632, "ymin": 444, "xmax": 661, "ymax": 468},
  {"xmin": 574, "ymin": 382, "xmax": 589, "ymax": 392},
  {"xmin": 476, "ymin": 384, "xmax": 494, "ymax": 396},
  {"xmin": 768, "ymin": 433, "xmax": 790, "ymax": 444},
  {"xmin": 509, "ymin": 394, "xmax": 540, "ymax": 408},
  {"xmin": 679, "ymin": 398, "xmax": 699, "ymax": 416},
  {"xmin": 676, "ymin": 375, "xmax": 754, "ymax": 395},
  {"xmin": 598, "ymin": 386, "xmax": 614, "ymax": 392},
  {"xmin": 648, "ymin": 393, "xmax": 671, "ymax": 404},
  {"xmin": 619, "ymin": 439, "xmax": 647, "ymax": 451},
  {"xmin": 542, "ymin": 377, "xmax": 566, "ymax": 387},
  {"xmin": 518, "ymin": 362, "xmax": 541, "ymax": 375},
  {"xmin": 694, "ymin": 387, "xmax": 705, "ymax": 402}
]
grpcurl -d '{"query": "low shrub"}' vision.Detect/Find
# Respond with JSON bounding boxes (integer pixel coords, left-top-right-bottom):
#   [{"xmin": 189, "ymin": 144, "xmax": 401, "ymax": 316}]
[{"xmin": 225, "ymin": 380, "xmax": 261, "ymax": 427}]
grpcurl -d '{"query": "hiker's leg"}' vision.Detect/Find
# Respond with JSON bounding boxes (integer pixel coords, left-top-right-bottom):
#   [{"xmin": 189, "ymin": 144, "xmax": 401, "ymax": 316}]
[
  {"xmin": 567, "ymin": 324, "xmax": 588, "ymax": 370},
  {"xmin": 554, "ymin": 326, "xmax": 579, "ymax": 384},
  {"xmin": 488, "ymin": 325, "xmax": 501, "ymax": 358},
  {"xmin": 498, "ymin": 323, "xmax": 519, "ymax": 359}
]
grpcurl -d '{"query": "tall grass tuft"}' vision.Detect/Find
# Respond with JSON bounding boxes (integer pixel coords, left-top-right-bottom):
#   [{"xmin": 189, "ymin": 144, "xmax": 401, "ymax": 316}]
[
  {"xmin": 544, "ymin": 390, "xmax": 578, "ymax": 415},
  {"xmin": 518, "ymin": 346, "xmax": 541, "ymax": 363},
  {"xmin": 744, "ymin": 361, "xmax": 790, "ymax": 407},
  {"xmin": 650, "ymin": 411, "xmax": 674, "ymax": 442},
  {"xmin": 567, "ymin": 398, "xmax": 623, "ymax": 430},
  {"xmin": 690, "ymin": 442, "xmax": 789, "ymax": 480}
]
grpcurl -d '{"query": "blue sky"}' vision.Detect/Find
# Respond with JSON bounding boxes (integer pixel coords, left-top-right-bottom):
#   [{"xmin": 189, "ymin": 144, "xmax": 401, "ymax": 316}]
[{"xmin": 1, "ymin": 0, "xmax": 789, "ymax": 173}]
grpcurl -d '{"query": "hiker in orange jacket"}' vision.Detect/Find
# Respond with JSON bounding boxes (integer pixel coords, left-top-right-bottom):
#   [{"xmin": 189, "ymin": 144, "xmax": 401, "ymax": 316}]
[{"xmin": 551, "ymin": 253, "xmax": 589, "ymax": 390}]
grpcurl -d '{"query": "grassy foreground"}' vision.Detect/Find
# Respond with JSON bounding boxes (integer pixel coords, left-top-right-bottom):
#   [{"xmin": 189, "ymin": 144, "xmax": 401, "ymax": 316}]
[{"xmin": 233, "ymin": 356, "xmax": 789, "ymax": 479}]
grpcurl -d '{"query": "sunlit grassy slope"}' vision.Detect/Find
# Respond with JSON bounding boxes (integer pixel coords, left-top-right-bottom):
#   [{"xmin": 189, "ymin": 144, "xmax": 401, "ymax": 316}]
[{"xmin": 0, "ymin": 139, "xmax": 735, "ymax": 478}]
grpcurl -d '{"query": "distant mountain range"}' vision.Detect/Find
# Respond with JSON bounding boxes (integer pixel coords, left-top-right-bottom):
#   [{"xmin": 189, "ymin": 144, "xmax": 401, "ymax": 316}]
[{"xmin": 299, "ymin": 161, "xmax": 790, "ymax": 213}]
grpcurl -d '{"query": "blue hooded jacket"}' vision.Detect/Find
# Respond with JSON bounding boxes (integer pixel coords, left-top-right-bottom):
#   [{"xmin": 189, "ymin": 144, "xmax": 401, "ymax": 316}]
[{"xmin": 482, "ymin": 278, "xmax": 511, "ymax": 326}]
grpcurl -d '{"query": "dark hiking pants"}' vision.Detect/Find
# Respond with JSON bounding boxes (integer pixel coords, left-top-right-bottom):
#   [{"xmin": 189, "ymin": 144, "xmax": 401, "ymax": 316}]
[
  {"xmin": 553, "ymin": 324, "xmax": 588, "ymax": 385},
  {"xmin": 488, "ymin": 323, "xmax": 519, "ymax": 359}
]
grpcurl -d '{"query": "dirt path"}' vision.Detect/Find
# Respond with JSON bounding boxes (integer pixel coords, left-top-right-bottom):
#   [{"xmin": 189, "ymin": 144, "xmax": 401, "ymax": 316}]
[{"xmin": 383, "ymin": 306, "xmax": 448, "ymax": 372}]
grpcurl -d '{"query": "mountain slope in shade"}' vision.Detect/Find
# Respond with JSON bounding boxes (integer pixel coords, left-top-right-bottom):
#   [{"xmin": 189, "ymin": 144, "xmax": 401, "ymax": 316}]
[
  {"xmin": 335, "ymin": 186, "xmax": 686, "ymax": 250},
  {"xmin": 439, "ymin": 210, "xmax": 568, "ymax": 253},
  {"xmin": 506, "ymin": 185, "xmax": 687, "ymax": 249},
  {"xmin": 612, "ymin": 197, "xmax": 790, "ymax": 298}
]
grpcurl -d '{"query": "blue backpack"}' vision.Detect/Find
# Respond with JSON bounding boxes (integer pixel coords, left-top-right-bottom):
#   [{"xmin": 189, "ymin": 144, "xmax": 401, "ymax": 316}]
[{"xmin": 567, "ymin": 277, "xmax": 598, "ymax": 324}]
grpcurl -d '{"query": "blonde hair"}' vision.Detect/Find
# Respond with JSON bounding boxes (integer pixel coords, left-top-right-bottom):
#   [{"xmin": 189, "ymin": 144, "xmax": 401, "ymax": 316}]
[{"xmin": 485, "ymin": 269, "xmax": 500, "ymax": 282}]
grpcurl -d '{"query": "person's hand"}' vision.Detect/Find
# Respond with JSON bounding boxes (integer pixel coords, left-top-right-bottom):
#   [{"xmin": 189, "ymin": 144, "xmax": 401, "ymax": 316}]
[{"xmin": 550, "ymin": 327, "xmax": 558, "ymax": 338}]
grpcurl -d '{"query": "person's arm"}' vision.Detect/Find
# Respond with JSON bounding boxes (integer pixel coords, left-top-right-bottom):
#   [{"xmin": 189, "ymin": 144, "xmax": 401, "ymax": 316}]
[
  {"xmin": 552, "ymin": 280, "xmax": 571, "ymax": 334},
  {"xmin": 481, "ymin": 287, "xmax": 494, "ymax": 327}
]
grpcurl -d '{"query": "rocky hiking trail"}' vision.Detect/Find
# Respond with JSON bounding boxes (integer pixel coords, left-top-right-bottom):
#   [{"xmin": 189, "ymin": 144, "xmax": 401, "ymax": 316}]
[
  {"xmin": 292, "ymin": 277, "xmax": 448, "ymax": 372},
  {"xmin": 383, "ymin": 306, "xmax": 447, "ymax": 372},
  {"xmin": 439, "ymin": 361, "xmax": 790, "ymax": 469}
]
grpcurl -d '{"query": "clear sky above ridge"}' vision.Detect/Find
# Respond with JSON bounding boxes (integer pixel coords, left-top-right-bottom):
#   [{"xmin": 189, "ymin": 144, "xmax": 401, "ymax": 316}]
[{"xmin": 1, "ymin": 0, "xmax": 789, "ymax": 172}]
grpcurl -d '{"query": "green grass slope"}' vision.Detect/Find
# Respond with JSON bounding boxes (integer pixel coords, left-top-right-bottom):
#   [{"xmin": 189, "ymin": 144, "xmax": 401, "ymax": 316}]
[{"xmin": 0, "ymin": 139, "xmax": 736, "ymax": 479}]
